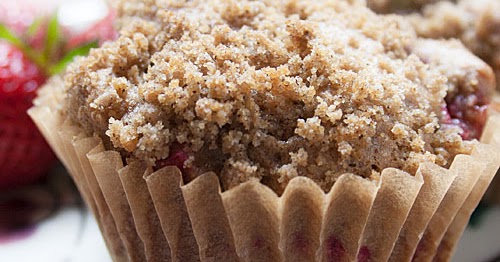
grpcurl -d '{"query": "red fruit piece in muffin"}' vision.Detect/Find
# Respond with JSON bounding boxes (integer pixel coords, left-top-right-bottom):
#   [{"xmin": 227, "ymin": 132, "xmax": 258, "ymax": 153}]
[
  {"xmin": 411, "ymin": 39, "xmax": 496, "ymax": 140},
  {"xmin": 154, "ymin": 143, "xmax": 199, "ymax": 184}
]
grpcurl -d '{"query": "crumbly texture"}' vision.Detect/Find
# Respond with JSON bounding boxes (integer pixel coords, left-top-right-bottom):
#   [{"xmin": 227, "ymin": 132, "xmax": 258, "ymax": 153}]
[
  {"xmin": 64, "ymin": 0, "xmax": 476, "ymax": 193},
  {"xmin": 372, "ymin": 0, "xmax": 500, "ymax": 90}
]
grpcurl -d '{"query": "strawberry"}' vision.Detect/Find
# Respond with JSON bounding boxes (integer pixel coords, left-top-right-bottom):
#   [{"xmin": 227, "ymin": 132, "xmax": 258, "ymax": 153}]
[
  {"xmin": 0, "ymin": 42, "xmax": 53, "ymax": 189},
  {"xmin": 0, "ymin": 10, "xmax": 116, "ymax": 190}
]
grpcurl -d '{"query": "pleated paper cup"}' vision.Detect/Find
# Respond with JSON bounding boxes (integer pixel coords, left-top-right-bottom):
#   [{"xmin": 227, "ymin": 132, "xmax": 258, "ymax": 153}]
[
  {"xmin": 483, "ymin": 96, "xmax": 500, "ymax": 205},
  {"xmin": 28, "ymin": 80, "xmax": 500, "ymax": 262}
]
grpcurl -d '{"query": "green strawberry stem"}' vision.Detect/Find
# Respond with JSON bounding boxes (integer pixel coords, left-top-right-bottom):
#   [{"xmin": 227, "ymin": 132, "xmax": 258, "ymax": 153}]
[
  {"xmin": 44, "ymin": 15, "xmax": 60, "ymax": 65},
  {"xmin": 48, "ymin": 41, "xmax": 97, "ymax": 75},
  {"xmin": 0, "ymin": 24, "xmax": 46, "ymax": 69},
  {"xmin": 0, "ymin": 13, "xmax": 98, "ymax": 77}
]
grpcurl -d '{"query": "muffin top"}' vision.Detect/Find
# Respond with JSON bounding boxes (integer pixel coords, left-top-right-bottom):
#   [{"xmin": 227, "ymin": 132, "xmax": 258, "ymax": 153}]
[{"xmin": 63, "ymin": 0, "xmax": 493, "ymax": 192}]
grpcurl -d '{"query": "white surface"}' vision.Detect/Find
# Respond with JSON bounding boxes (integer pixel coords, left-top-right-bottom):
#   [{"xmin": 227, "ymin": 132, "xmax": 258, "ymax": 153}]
[
  {"xmin": 69, "ymin": 211, "xmax": 112, "ymax": 262},
  {"xmin": 0, "ymin": 209, "xmax": 111, "ymax": 262}
]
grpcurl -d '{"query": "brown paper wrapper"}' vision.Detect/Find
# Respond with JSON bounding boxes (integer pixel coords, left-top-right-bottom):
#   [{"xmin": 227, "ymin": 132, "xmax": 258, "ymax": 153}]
[
  {"xmin": 318, "ymin": 174, "xmax": 377, "ymax": 262},
  {"xmin": 73, "ymin": 137, "xmax": 128, "ymax": 262},
  {"xmin": 359, "ymin": 168, "xmax": 423, "ymax": 262},
  {"xmin": 29, "ymin": 81, "xmax": 500, "ymax": 262},
  {"xmin": 389, "ymin": 163, "xmax": 456, "ymax": 262},
  {"xmin": 281, "ymin": 177, "xmax": 323, "ymax": 262},
  {"xmin": 411, "ymin": 154, "xmax": 483, "ymax": 262},
  {"xmin": 29, "ymin": 78, "xmax": 129, "ymax": 262},
  {"xmin": 119, "ymin": 161, "xmax": 172, "ymax": 261},
  {"xmin": 434, "ymin": 143, "xmax": 500, "ymax": 261},
  {"xmin": 483, "ymin": 114, "xmax": 500, "ymax": 204}
]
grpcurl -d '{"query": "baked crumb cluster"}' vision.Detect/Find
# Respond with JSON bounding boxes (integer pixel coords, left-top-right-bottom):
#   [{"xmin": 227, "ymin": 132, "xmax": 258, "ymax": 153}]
[
  {"xmin": 369, "ymin": 0, "xmax": 500, "ymax": 90},
  {"xmin": 64, "ymin": 0, "xmax": 478, "ymax": 192},
  {"xmin": 409, "ymin": 0, "xmax": 500, "ymax": 89}
]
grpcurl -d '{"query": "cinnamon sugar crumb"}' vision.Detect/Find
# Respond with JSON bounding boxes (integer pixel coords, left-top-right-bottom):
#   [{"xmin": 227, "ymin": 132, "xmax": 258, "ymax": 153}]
[{"xmin": 64, "ymin": 0, "xmax": 477, "ymax": 192}]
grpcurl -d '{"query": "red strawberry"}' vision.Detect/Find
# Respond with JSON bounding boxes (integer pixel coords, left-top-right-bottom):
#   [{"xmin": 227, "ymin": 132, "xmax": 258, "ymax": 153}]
[
  {"xmin": 0, "ymin": 42, "xmax": 54, "ymax": 189},
  {"xmin": 0, "ymin": 10, "xmax": 117, "ymax": 190}
]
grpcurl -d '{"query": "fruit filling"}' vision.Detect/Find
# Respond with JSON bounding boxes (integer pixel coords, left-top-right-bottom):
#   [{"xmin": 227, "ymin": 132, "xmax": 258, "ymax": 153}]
[
  {"xmin": 443, "ymin": 92, "xmax": 489, "ymax": 140},
  {"xmin": 410, "ymin": 39, "xmax": 495, "ymax": 141}
]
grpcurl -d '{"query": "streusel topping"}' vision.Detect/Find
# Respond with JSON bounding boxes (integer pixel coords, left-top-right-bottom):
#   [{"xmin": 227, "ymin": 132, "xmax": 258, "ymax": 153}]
[{"xmin": 64, "ymin": 0, "xmax": 478, "ymax": 192}]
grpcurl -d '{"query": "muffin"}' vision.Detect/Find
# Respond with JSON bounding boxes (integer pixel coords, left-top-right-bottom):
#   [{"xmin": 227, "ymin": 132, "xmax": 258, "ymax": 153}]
[{"xmin": 29, "ymin": 0, "xmax": 500, "ymax": 261}]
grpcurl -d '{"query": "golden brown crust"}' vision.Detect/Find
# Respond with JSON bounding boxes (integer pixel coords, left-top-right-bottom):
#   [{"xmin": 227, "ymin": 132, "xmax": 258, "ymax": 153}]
[{"xmin": 61, "ymin": 0, "xmax": 480, "ymax": 192}]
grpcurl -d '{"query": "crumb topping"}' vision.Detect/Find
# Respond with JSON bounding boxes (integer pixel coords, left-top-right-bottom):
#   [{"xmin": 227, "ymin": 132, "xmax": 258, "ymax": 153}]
[
  {"xmin": 64, "ymin": 0, "xmax": 476, "ymax": 192},
  {"xmin": 380, "ymin": 0, "xmax": 500, "ymax": 90}
]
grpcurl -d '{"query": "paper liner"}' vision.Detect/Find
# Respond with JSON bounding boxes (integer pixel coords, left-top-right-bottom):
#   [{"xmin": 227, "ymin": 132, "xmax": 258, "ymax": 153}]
[
  {"xmin": 280, "ymin": 177, "xmax": 323, "ymax": 262},
  {"xmin": 222, "ymin": 178, "xmax": 282, "ymax": 261},
  {"xmin": 389, "ymin": 163, "xmax": 456, "ymax": 262},
  {"xmin": 29, "ymin": 80, "xmax": 500, "ymax": 262},
  {"xmin": 358, "ymin": 168, "xmax": 424, "ymax": 262},
  {"xmin": 73, "ymin": 137, "xmax": 128, "ymax": 262},
  {"xmin": 483, "ymin": 114, "xmax": 500, "ymax": 204},
  {"xmin": 181, "ymin": 173, "xmax": 239, "ymax": 261},
  {"xmin": 411, "ymin": 155, "xmax": 483, "ymax": 262},
  {"xmin": 145, "ymin": 166, "xmax": 200, "ymax": 261},
  {"xmin": 484, "ymin": 174, "xmax": 500, "ymax": 204},
  {"xmin": 317, "ymin": 174, "xmax": 377, "ymax": 262},
  {"xmin": 119, "ymin": 161, "xmax": 172, "ymax": 261},
  {"xmin": 88, "ymin": 150, "xmax": 146, "ymax": 262},
  {"xmin": 434, "ymin": 142, "xmax": 500, "ymax": 261},
  {"xmin": 28, "ymin": 81, "xmax": 129, "ymax": 262}
]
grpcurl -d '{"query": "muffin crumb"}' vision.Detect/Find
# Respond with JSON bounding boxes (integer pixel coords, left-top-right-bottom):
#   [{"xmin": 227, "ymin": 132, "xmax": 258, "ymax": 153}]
[{"xmin": 64, "ymin": 0, "xmax": 483, "ymax": 191}]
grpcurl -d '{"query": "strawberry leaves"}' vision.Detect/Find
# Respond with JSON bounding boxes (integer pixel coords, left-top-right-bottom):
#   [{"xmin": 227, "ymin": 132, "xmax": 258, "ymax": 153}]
[
  {"xmin": 43, "ymin": 15, "xmax": 59, "ymax": 64},
  {"xmin": 0, "ymin": 23, "xmax": 45, "ymax": 70},
  {"xmin": 0, "ymin": 23, "xmax": 25, "ymax": 47},
  {"xmin": 0, "ymin": 13, "xmax": 98, "ymax": 77},
  {"xmin": 49, "ymin": 41, "xmax": 97, "ymax": 75}
]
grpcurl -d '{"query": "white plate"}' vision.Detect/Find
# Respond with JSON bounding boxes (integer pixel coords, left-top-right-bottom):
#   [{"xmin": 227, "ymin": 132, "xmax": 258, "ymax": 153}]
[{"xmin": 0, "ymin": 208, "xmax": 111, "ymax": 262}]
